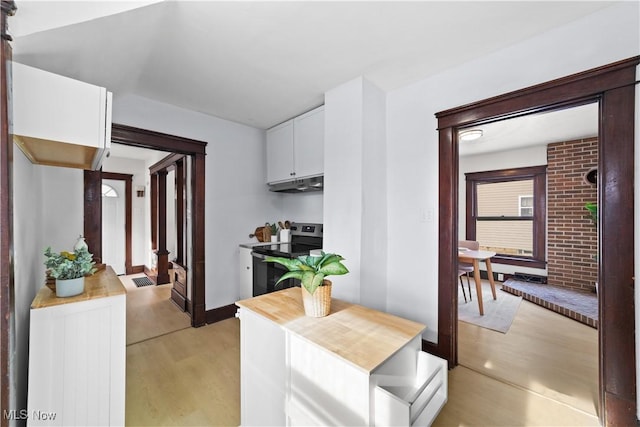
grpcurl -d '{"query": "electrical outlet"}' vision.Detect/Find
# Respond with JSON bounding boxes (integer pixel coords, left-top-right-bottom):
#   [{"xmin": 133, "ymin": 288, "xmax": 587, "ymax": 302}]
[{"xmin": 497, "ymin": 273, "xmax": 504, "ymax": 282}]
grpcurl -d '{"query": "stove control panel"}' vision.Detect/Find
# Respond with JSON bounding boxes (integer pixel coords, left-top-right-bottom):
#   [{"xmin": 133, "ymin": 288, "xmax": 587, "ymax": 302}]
[{"xmin": 289, "ymin": 222, "xmax": 323, "ymax": 238}]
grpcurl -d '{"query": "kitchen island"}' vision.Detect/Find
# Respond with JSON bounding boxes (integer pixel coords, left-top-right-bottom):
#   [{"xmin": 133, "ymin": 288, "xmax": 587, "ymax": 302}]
[
  {"xmin": 236, "ymin": 287, "xmax": 447, "ymax": 426},
  {"xmin": 27, "ymin": 266, "xmax": 126, "ymax": 426}
]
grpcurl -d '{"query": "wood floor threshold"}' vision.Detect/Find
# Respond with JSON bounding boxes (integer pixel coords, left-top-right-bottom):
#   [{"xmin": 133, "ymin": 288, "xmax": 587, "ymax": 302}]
[
  {"xmin": 126, "ymin": 325, "xmax": 192, "ymax": 347},
  {"xmin": 456, "ymin": 363, "xmax": 600, "ymax": 420}
]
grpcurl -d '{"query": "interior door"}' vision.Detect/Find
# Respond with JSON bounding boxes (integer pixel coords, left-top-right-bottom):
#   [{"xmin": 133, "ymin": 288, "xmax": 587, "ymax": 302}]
[{"xmin": 102, "ymin": 179, "xmax": 126, "ymax": 275}]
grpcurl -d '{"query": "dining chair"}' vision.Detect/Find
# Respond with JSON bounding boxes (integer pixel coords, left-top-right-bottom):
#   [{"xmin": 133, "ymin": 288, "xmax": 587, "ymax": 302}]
[
  {"xmin": 458, "ymin": 240, "xmax": 479, "ymax": 301},
  {"xmin": 459, "ymin": 269, "xmax": 471, "ymax": 302}
]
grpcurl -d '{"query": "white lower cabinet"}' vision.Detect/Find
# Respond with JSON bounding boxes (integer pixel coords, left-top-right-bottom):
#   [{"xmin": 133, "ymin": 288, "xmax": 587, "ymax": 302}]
[
  {"xmin": 27, "ymin": 292, "xmax": 125, "ymax": 426},
  {"xmin": 372, "ymin": 342, "xmax": 448, "ymax": 426},
  {"xmin": 238, "ymin": 246, "xmax": 254, "ymax": 300},
  {"xmin": 239, "ymin": 308, "xmax": 287, "ymax": 426},
  {"xmin": 286, "ymin": 335, "xmax": 447, "ymax": 426},
  {"xmin": 238, "ymin": 296, "xmax": 448, "ymax": 427}
]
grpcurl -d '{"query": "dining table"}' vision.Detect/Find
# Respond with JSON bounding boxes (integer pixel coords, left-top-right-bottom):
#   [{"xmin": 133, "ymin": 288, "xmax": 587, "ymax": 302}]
[{"xmin": 458, "ymin": 249, "xmax": 498, "ymax": 315}]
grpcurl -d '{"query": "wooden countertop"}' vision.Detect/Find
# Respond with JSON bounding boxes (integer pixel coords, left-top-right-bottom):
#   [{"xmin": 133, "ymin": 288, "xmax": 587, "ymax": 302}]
[
  {"xmin": 236, "ymin": 287, "xmax": 426, "ymax": 373},
  {"xmin": 31, "ymin": 266, "xmax": 126, "ymax": 309}
]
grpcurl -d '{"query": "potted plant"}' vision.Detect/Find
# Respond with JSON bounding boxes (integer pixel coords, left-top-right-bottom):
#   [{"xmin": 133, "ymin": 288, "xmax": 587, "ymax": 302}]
[
  {"xmin": 268, "ymin": 222, "xmax": 278, "ymax": 242},
  {"xmin": 44, "ymin": 246, "xmax": 97, "ymax": 297},
  {"xmin": 265, "ymin": 252, "xmax": 348, "ymax": 317}
]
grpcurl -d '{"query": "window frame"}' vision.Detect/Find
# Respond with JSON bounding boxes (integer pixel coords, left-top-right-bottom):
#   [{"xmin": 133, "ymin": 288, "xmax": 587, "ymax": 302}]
[{"xmin": 465, "ymin": 165, "xmax": 547, "ymax": 269}]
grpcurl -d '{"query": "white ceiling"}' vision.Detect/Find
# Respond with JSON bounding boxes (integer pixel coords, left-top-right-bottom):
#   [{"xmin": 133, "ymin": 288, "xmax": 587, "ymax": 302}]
[
  {"xmin": 458, "ymin": 103, "xmax": 599, "ymax": 157},
  {"xmin": 9, "ymin": 0, "xmax": 615, "ymax": 132}
]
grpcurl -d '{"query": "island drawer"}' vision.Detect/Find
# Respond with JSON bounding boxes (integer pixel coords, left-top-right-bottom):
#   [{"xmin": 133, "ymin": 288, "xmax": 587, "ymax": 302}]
[{"xmin": 372, "ymin": 351, "xmax": 447, "ymax": 426}]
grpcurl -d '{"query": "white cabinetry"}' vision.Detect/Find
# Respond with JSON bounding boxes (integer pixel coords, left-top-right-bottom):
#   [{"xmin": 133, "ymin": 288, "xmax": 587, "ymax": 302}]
[
  {"xmin": 266, "ymin": 120, "xmax": 294, "ymax": 183},
  {"xmin": 12, "ymin": 62, "xmax": 112, "ymax": 171},
  {"xmin": 237, "ymin": 288, "xmax": 448, "ymax": 426},
  {"xmin": 266, "ymin": 106, "xmax": 324, "ymax": 184},
  {"xmin": 27, "ymin": 268, "xmax": 126, "ymax": 426},
  {"xmin": 287, "ymin": 335, "xmax": 447, "ymax": 426},
  {"xmin": 239, "ymin": 308, "xmax": 287, "ymax": 426},
  {"xmin": 238, "ymin": 246, "xmax": 254, "ymax": 300}
]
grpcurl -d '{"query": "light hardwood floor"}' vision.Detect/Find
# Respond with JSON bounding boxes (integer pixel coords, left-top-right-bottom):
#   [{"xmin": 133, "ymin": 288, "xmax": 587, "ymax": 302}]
[{"xmin": 125, "ymin": 278, "xmax": 599, "ymax": 426}]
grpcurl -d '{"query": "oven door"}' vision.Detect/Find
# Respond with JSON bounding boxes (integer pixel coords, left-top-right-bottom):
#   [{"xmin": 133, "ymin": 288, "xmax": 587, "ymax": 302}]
[{"xmin": 251, "ymin": 252, "xmax": 298, "ymax": 296}]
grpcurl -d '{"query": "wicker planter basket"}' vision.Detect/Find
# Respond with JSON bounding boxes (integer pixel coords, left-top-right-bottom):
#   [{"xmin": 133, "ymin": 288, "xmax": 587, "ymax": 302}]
[{"xmin": 301, "ymin": 279, "xmax": 332, "ymax": 317}]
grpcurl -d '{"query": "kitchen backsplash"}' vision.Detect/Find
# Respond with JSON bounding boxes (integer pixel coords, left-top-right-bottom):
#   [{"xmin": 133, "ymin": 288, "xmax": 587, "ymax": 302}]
[{"xmin": 279, "ymin": 191, "xmax": 323, "ymax": 223}]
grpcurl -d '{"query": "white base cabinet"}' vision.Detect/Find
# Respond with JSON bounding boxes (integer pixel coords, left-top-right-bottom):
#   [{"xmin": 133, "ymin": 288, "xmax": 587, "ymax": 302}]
[
  {"xmin": 27, "ymin": 269, "xmax": 126, "ymax": 426},
  {"xmin": 237, "ymin": 289, "xmax": 447, "ymax": 427},
  {"xmin": 238, "ymin": 246, "xmax": 254, "ymax": 300},
  {"xmin": 286, "ymin": 335, "xmax": 447, "ymax": 426},
  {"xmin": 239, "ymin": 308, "xmax": 287, "ymax": 426}
]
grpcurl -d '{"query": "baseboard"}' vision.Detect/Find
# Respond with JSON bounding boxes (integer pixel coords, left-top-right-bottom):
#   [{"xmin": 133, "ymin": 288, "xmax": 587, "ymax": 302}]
[
  {"xmin": 144, "ymin": 265, "xmax": 156, "ymax": 277},
  {"xmin": 130, "ymin": 264, "xmax": 145, "ymax": 274},
  {"xmin": 205, "ymin": 303, "xmax": 237, "ymax": 324},
  {"xmin": 170, "ymin": 288, "xmax": 187, "ymax": 311}
]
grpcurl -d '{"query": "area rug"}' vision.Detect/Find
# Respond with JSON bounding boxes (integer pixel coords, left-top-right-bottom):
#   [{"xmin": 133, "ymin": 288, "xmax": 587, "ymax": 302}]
[
  {"xmin": 458, "ymin": 282, "xmax": 522, "ymax": 333},
  {"xmin": 132, "ymin": 276, "xmax": 155, "ymax": 288}
]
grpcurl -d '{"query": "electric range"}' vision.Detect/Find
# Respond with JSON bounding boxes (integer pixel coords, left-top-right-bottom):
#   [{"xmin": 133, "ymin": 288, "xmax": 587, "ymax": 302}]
[{"xmin": 251, "ymin": 222, "xmax": 323, "ymax": 296}]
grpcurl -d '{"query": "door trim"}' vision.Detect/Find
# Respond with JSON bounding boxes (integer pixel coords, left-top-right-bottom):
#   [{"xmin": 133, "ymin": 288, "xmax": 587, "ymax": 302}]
[
  {"xmin": 433, "ymin": 56, "xmax": 639, "ymax": 425},
  {"xmin": 101, "ymin": 172, "xmax": 133, "ymax": 274},
  {"xmin": 0, "ymin": 2, "xmax": 15, "ymax": 425},
  {"xmin": 84, "ymin": 124, "xmax": 207, "ymax": 327}
]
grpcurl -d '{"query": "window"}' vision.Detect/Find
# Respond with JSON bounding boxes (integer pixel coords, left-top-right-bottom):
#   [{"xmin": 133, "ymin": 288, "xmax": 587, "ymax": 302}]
[
  {"xmin": 101, "ymin": 184, "xmax": 118, "ymax": 198},
  {"xmin": 519, "ymin": 195, "xmax": 533, "ymax": 217},
  {"xmin": 465, "ymin": 166, "xmax": 546, "ymax": 268}
]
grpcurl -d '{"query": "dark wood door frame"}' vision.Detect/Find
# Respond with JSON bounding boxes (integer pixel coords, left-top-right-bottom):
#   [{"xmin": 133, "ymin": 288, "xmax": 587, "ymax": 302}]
[
  {"xmin": 101, "ymin": 172, "xmax": 133, "ymax": 274},
  {"xmin": 84, "ymin": 124, "xmax": 207, "ymax": 327},
  {"xmin": 149, "ymin": 153, "xmax": 188, "ymax": 309},
  {"xmin": 433, "ymin": 56, "xmax": 639, "ymax": 425},
  {"xmin": 0, "ymin": 2, "xmax": 15, "ymax": 425}
]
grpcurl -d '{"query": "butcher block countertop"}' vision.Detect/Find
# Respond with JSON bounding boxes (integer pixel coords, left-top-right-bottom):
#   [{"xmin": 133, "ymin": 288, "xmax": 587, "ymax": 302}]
[
  {"xmin": 31, "ymin": 266, "xmax": 126, "ymax": 309},
  {"xmin": 236, "ymin": 287, "xmax": 426, "ymax": 373}
]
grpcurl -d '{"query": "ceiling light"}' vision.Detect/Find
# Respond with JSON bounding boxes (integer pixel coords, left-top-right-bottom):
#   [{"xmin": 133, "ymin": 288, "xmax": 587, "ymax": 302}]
[{"xmin": 459, "ymin": 129, "xmax": 483, "ymax": 141}]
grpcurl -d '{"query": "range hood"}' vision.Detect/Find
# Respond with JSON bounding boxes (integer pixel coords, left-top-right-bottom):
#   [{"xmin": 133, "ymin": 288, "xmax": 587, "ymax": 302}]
[
  {"xmin": 268, "ymin": 176, "xmax": 324, "ymax": 193},
  {"xmin": 11, "ymin": 62, "xmax": 112, "ymax": 171}
]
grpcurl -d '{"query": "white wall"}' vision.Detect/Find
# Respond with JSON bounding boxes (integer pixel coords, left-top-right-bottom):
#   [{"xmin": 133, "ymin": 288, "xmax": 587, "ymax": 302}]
[
  {"xmin": 324, "ymin": 78, "xmax": 365, "ymax": 303},
  {"xmin": 12, "ymin": 151, "xmax": 84, "ymax": 418},
  {"xmin": 101, "ymin": 155, "xmax": 148, "ymax": 267},
  {"xmin": 323, "ymin": 77, "xmax": 387, "ymax": 310},
  {"xmin": 459, "ymin": 145, "xmax": 548, "ymax": 277},
  {"xmin": 12, "ymin": 149, "xmax": 43, "ymax": 419},
  {"xmin": 111, "ymin": 93, "xmax": 281, "ymax": 308},
  {"xmin": 278, "ymin": 192, "xmax": 323, "ymax": 224},
  {"xmin": 382, "ymin": 1, "xmax": 639, "ymax": 344}
]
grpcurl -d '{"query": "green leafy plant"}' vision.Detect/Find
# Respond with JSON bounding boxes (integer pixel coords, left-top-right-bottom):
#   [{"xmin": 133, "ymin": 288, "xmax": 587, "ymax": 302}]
[
  {"xmin": 268, "ymin": 222, "xmax": 278, "ymax": 235},
  {"xmin": 585, "ymin": 202, "xmax": 598, "ymax": 224},
  {"xmin": 44, "ymin": 246, "xmax": 96, "ymax": 280},
  {"xmin": 265, "ymin": 252, "xmax": 349, "ymax": 295}
]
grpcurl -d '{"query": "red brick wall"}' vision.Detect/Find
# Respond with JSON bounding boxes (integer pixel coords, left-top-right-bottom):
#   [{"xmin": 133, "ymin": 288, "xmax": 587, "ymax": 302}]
[{"xmin": 547, "ymin": 138, "xmax": 597, "ymax": 291}]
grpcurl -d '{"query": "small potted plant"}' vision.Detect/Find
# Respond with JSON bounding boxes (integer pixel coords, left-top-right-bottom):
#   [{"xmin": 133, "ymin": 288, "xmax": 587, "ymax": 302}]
[
  {"xmin": 265, "ymin": 252, "xmax": 348, "ymax": 317},
  {"xmin": 268, "ymin": 222, "xmax": 278, "ymax": 242},
  {"xmin": 44, "ymin": 246, "xmax": 97, "ymax": 297}
]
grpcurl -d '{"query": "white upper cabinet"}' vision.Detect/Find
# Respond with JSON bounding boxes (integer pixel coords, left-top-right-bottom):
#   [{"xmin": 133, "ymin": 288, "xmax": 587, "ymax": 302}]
[
  {"xmin": 11, "ymin": 62, "xmax": 112, "ymax": 171},
  {"xmin": 266, "ymin": 105, "xmax": 324, "ymax": 184},
  {"xmin": 266, "ymin": 120, "xmax": 294, "ymax": 184}
]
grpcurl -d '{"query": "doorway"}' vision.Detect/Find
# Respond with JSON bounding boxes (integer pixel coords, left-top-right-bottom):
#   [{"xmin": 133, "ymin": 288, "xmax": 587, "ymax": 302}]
[
  {"xmin": 434, "ymin": 57, "xmax": 638, "ymax": 425},
  {"xmin": 102, "ymin": 179, "xmax": 126, "ymax": 275},
  {"xmin": 455, "ymin": 104, "xmax": 599, "ymax": 416},
  {"xmin": 84, "ymin": 123, "xmax": 208, "ymax": 327}
]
